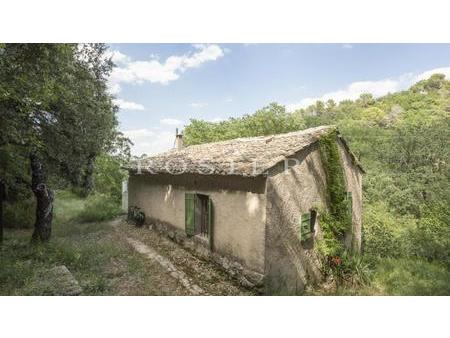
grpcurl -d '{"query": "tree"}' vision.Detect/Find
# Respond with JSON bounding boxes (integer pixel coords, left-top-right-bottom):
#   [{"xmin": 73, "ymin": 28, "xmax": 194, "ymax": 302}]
[
  {"xmin": 0, "ymin": 44, "xmax": 118, "ymax": 242},
  {"xmin": 184, "ymin": 103, "xmax": 305, "ymax": 145}
]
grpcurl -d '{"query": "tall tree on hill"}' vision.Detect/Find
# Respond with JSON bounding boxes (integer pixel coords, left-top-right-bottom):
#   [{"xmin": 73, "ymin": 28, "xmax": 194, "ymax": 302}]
[{"xmin": 0, "ymin": 43, "xmax": 118, "ymax": 242}]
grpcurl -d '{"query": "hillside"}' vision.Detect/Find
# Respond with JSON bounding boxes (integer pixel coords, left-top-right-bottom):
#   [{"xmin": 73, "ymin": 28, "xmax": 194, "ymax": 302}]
[{"xmin": 183, "ymin": 74, "xmax": 450, "ymax": 294}]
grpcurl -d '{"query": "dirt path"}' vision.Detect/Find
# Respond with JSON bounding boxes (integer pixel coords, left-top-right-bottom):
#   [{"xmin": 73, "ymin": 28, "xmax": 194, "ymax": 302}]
[
  {"xmin": 124, "ymin": 236, "xmax": 206, "ymax": 295},
  {"xmin": 110, "ymin": 218, "xmax": 254, "ymax": 296}
]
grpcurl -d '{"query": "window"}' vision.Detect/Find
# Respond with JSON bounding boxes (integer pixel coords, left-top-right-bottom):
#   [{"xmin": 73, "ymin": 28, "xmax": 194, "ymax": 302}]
[
  {"xmin": 300, "ymin": 210, "xmax": 316, "ymax": 243},
  {"xmin": 185, "ymin": 193, "xmax": 214, "ymax": 246}
]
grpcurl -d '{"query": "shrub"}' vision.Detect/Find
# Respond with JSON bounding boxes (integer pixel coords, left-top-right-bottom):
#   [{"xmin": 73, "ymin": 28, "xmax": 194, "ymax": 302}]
[
  {"xmin": 93, "ymin": 153, "xmax": 127, "ymax": 203},
  {"xmin": 333, "ymin": 251, "xmax": 373, "ymax": 287},
  {"xmin": 3, "ymin": 198, "xmax": 36, "ymax": 229},
  {"xmin": 373, "ymin": 258, "xmax": 450, "ymax": 295},
  {"xmin": 75, "ymin": 194, "xmax": 121, "ymax": 223},
  {"xmin": 362, "ymin": 202, "xmax": 399, "ymax": 257},
  {"xmin": 407, "ymin": 204, "xmax": 450, "ymax": 266}
]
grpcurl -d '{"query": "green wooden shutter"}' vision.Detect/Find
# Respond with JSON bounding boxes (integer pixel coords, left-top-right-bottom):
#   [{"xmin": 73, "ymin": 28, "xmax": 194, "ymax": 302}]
[
  {"xmin": 300, "ymin": 213, "xmax": 312, "ymax": 242},
  {"xmin": 208, "ymin": 197, "xmax": 214, "ymax": 250},
  {"xmin": 185, "ymin": 193, "xmax": 195, "ymax": 236}
]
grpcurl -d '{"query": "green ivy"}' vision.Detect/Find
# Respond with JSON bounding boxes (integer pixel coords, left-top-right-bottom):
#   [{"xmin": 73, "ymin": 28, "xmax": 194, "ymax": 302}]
[{"xmin": 317, "ymin": 130, "xmax": 352, "ymax": 257}]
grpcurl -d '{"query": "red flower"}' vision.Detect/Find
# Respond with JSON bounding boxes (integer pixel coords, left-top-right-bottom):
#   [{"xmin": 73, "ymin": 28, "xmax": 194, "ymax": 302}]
[{"xmin": 331, "ymin": 256, "xmax": 342, "ymax": 266}]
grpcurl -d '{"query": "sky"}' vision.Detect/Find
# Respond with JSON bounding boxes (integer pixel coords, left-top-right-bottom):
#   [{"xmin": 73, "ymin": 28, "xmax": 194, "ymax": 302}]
[{"xmin": 107, "ymin": 43, "xmax": 450, "ymax": 156}]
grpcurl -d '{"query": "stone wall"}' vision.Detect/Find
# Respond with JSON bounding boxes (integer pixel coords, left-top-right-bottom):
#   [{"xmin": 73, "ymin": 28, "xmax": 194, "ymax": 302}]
[
  {"xmin": 338, "ymin": 138, "xmax": 363, "ymax": 252},
  {"xmin": 128, "ymin": 173, "xmax": 267, "ymax": 274},
  {"xmin": 264, "ymin": 140, "xmax": 363, "ymax": 295},
  {"xmin": 264, "ymin": 143, "xmax": 325, "ymax": 295}
]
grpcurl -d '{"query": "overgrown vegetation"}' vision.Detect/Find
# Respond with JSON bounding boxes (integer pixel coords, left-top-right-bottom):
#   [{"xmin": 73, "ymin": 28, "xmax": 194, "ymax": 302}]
[
  {"xmin": 313, "ymin": 130, "xmax": 367, "ymax": 288},
  {"xmin": 184, "ymin": 74, "xmax": 450, "ymax": 295},
  {"xmin": 0, "ymin": 44, "xmax": 133, "ymax": 242},
  {"xmin": 0, "ymin": 192, "xmax": 165, "ymax": 295}
]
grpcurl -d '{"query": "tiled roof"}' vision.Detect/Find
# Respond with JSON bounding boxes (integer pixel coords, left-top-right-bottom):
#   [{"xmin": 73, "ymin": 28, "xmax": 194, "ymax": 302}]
[{"xmin": 126, "ymin": 125, "xmax": 362, "ymax": 177}]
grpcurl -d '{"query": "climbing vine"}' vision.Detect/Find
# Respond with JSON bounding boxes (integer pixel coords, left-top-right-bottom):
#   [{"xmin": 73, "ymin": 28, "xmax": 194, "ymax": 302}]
[{"xmin": 316, "ymin": 130, "xmax": 352, "ymax": 257}]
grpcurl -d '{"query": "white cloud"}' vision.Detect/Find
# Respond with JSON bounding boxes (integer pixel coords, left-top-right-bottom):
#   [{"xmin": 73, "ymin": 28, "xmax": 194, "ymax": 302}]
[
  {"xmin": 160, "ymin": 118, "xmax": 184, "ymax": 126},
  {"xmin": 414, "ymin": 67, "xmax": 450, "ymax": 82},
  {"xmin": 286, "ymin": 66, "xmax": 450, "ymax": 111},
  {"xmin": 108, "ymin": 44, "xmax": 225, "ymax": 92},
  {"xmin": 108, "ymin": 50, "xmax": 130, "ymax": 65},
  {"xmin": 189, "ymin": 102, "xmax": 208, "ymax": 108},
  {"xmin": 122, "ymin": 128, "xmax": 175, "ymax": 156},
  {"xmin": 113, "ymin": 99, "xmax": 145, "ymax": 111}
]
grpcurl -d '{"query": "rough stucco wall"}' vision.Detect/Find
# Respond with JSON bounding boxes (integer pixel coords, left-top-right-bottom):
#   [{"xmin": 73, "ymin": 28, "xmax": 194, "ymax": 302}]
[
  {"xmin": 128, "ymin": 174, "xmax": 266, "ymax": 274},
  {"xmin": 264, "ymin": 140, "xmax": 363, "ymax": 295},
  {"xmin": 264, "ymin": 143, "xmax": 325, "ymax": 295},
  {"xmin": 338, "ymin": 139, "xmax": 363, "ymax": 252}
]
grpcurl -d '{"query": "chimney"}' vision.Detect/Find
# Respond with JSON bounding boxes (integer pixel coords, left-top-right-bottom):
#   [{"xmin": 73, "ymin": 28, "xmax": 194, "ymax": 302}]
[{"xmin": 174, "ymin": 128, "xmax": 184, "ymax": 150}]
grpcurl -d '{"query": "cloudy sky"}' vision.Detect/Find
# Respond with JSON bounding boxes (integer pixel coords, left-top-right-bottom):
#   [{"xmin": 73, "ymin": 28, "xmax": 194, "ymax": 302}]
[{"xmin": 108, "ymin": 43, "xmax": 450, "ymax": 156}]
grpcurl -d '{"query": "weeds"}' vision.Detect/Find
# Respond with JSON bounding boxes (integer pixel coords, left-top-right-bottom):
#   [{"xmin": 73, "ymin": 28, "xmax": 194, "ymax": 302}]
[{"xmin": 74, "ymin": 193, "xmax": 121, "ymax": 223}]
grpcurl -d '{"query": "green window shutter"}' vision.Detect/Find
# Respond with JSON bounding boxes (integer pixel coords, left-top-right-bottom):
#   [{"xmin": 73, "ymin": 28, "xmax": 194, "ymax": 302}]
[
  {"xmin": 300, "ymin": 212, "xmax": 312, "ymax": 242},
  {"xmin": 208, "ymin": 197, "xmax": 214, "ymax": 250},
  {"xmin": 185, "ymin": 193, "xmax": 195, "ymax": 236}
]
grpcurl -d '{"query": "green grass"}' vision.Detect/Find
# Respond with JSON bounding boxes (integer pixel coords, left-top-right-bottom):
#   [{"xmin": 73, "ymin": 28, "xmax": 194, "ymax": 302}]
[
  {"xmin": 2, "ymin": 190, "xmax": 449, "ymax": 296},
  {"xmin": 368, "ymin": 258, "xmax": 450, "ymax": 296},
  {"xmin": 0, "ymin": 190, "xmax": 177, "ymax": 296},
  {"xmin": 309, "ymin": 257, "xmax": 450, "ymax": 295}
]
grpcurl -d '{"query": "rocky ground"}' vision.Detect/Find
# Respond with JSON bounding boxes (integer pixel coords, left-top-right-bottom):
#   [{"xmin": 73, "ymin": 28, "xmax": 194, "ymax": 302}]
[{"xmin": 115, "ymin": 218, "xmax": 255, "ymax": 296}]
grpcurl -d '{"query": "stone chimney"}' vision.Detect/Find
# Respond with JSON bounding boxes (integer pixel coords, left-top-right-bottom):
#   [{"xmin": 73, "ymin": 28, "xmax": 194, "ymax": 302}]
[{"xmin": 174, "ymin": 128, "xmax": 184, "ymax": 150}]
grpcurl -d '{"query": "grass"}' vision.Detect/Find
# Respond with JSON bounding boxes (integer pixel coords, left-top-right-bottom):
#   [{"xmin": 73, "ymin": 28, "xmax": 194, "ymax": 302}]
[
  {"xmin": 0, "ymin": 190, "xmax": 185, "ymax": 295},
  {"xmin": 368, "ymin": 258, "xmax": 450, "ymax": 296},
  {"xmin": 308, "ymin": 257, "xmax": 450, "ymax": 295},
  {"xmin": 1, "ymin": 190, "xmax": 449, "ymax": 296}
]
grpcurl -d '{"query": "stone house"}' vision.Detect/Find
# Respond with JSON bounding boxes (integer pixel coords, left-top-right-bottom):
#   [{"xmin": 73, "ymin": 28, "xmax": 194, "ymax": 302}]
[{"xmin": 125, "ymin": 126, "xmax": 363, "ymax": 294}]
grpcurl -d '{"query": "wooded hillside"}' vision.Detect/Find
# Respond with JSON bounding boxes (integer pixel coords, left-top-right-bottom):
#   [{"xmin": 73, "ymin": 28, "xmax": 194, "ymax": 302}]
[{"xmin": 184, "ymin": 75, "xmax": 450, "ymax": 293}]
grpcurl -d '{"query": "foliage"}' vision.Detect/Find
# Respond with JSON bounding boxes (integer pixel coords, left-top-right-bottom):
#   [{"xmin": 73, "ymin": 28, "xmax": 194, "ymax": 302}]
[
  {"xmin": 75, "ymin": 194, "xmax": 121, "ymax": 223},
  {"xmin": 407, "ymin": 202, "xmax": 450, "ymax": 267},
  {"xmin": 362, "ymin": 202, "xmax": 412, "ymax": 258},
  {"xmin": 184, "ymin": 103, "xmax": 305, "ymax": 145},
  {"xmin": 330, "ymin": 251, "xmax": 373, "ymax": 287},
  {"xmin": 92, "ymin": 153, "xmax": 128, "ymax": 203},
  {"xmin": 183, "ymin": 73, "xmax": 450, "ymax": 294},
  {"xmin": 0, "ymin": 43, "xmax": 123, "ymax": 240},
  {"xmin": 318, "ymin": 130, "xmax": 351, "ymax": 238},
  {"xmin": 3, "ymin": 198, "xmax": 36, "ymax": 229},
  {"xmin": 370, "ymin": 258, "xmax": 450, "ymax": 296}
]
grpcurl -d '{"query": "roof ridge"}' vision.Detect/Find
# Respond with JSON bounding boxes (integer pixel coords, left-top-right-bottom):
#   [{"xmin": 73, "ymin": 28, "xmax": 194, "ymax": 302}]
[{"xmin": 151, "ymin": 125, "xmax": 336, "ymax": 158}]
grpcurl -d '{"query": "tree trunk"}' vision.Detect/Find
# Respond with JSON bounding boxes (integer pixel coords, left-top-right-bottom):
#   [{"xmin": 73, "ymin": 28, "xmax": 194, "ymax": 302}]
[
  {"xmin": 30, "ymin": 152, "xmax": 54, "ymax": 242},
  {"xmin": 81, "ymin": 154, "xmax": 95, "ymax": 197}
]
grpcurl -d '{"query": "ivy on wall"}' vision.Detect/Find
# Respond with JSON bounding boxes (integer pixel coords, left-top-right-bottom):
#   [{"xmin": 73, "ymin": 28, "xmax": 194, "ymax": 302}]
[{"xmin": 316, "ymin": 129, "xmax": 352, "ymax": 257}]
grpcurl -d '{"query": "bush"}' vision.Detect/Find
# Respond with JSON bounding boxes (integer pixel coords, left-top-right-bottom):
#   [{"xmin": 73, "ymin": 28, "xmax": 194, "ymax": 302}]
[
  {"xmin": 363, "ymin": 203, "xmax": 398, "ymax": 257},
  {"xmin": 362, "ymin": 202, "xmax": 414, "ymax": 258},
  {"xmin": 3, "ymin": 198, "xmax": 36, "ymax": 229},
  {"xmin": 407, "ymin": 204, "xmax": 450, "ymax": 266},
  {"xmin": 75, "ymin": 194, "xmax": 121, "ymax": 223},
  {"xmin": 333, "ymin": 252, "xmax": 373, "ymax": 287},
  {"xmin": 373, "ymin": 258, "xmax": 450, "ymax": 295},
  {"xmin": 93, "ymin": 153, "xmax": 127, "ymax": 203}
]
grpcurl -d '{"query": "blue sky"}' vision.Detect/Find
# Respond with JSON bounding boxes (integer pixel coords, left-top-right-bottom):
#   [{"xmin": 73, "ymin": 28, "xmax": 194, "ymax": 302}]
[{"xmin": 107, "ymin": 43, "xmax": 450, "ymax": 155}]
